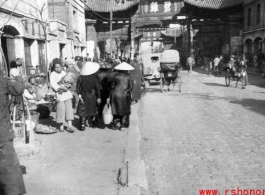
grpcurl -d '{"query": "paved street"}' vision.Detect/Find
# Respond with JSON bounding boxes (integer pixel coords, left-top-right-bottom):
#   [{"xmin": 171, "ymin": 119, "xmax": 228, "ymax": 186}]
[
  {"xmin": 139, "ymin": 70, "xmax": 265, "ymax": 195},
  {"xmin": 20, "ymin": 117, "xmax": 127, "ymax": 195}
]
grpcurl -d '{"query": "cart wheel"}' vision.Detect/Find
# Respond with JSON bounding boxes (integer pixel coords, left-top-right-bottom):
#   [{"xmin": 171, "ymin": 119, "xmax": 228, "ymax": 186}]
[
  {"xmin": 225, "ymin": 71, "xmax": 230, "ymax": 86},
  {"xmin": 160, "ymin": 78, "xmax": 164, "ymax": 93},
  {"xmin": 179, "ymin": 76, "xmax": 181, "ymax": 92}
]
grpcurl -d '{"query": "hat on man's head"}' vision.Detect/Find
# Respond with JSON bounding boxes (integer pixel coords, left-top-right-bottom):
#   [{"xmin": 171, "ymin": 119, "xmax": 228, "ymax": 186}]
[
  {"xmin": 114, "ymin": 62, "xmax": 134, "ymax": 71},
  {"xmin": 80, "ymin": 62, "xmax": 100, "ymax": 76}
]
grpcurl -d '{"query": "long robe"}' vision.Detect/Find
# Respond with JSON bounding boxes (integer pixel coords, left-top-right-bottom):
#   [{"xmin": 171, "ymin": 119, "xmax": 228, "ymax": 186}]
[
  {"xmin": 130, "ymin": 59, "xmax": 143, "ymax": 101},
  {"xmin": 76, "ymin": 74, "xmax": 101, "ymax": 117},
  {"xmin": 111, "ymin": 72, "xmax": 133, "ymax": 116},
  {"xmin": 97, "ymin": 69, "xmax": 111, "ymax": 115}
]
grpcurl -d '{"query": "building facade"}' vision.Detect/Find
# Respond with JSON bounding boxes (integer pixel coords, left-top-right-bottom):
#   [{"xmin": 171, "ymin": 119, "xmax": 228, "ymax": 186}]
[
  {"xmin": 48, "ymin": 0, "xmax": 87, "ymax": 60},
  {"xmin": 243, "ymin": 0, "xmax": 265, "ymax": 56},
  {"xmin": 0, "ymin": 0, "xmax": 48, "ymax": 76}
]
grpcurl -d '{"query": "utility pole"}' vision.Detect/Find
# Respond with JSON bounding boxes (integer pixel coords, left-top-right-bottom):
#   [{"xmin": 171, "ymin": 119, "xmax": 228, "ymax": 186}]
[
  {"xmin": 110, "ymin": 0, "xmax": 113, "ymax": 58},
  {"xmin": 174, "ymin": 28, "xmax": 177, "ymax": 47}
]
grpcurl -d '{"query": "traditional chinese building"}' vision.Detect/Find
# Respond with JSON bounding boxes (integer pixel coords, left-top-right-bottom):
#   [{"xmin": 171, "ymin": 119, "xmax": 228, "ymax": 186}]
[
  {"xmin": 85, "ymin": 0, "xmax": 139, "ymax": 59},
  {"xmin": 132, "ymin": 0, "xmax": 185, "ymax": 56},
  {"xmin": 243, "ymin": 0, "xmax": 265, "ymax": 57},
  {"xmin": 183, "ymin": 0, "xmax": 244, "ymax": 57}
]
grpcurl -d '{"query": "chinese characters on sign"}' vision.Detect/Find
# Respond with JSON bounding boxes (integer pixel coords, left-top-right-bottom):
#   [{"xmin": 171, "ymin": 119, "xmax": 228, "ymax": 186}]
[
  {"xmin": 164, "ymin": 1, "xmax": 171, "ymax": 12},
  {"xmin": 149, "ymin": 1, "xmax": 173, "ymax": 13},
  {"xmin": 150, "ymin": 2, "xmax": 159, "ymax": 13}
]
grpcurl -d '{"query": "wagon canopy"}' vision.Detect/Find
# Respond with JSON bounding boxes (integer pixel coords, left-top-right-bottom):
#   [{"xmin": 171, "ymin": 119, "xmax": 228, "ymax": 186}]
[{"xmin": 160, "ymin": 50, "xmax": 180, "ymax": 63}]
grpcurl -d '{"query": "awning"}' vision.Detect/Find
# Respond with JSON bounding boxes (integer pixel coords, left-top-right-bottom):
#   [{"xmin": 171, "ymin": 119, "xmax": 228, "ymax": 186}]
[
  {"xmin": 86, "ymin": 0, "xmax": 139, "ymax": 12},
  {"xmin": 183, "ymin": 0, "xmax": 243, "ymax": 9}
]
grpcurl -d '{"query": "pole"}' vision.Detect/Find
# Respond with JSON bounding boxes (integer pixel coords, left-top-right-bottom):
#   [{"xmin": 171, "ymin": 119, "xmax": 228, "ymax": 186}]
[
  {"xmin": 174, "ymin": 28, "xmax": 176, "ymax": 48},
  {"xmin": 110, "ymin": 0, "xmax": 113, "ymax": 58},
  {"xmin": 187, "ymin": 20, "xmax": 191, "ymax": 56}
]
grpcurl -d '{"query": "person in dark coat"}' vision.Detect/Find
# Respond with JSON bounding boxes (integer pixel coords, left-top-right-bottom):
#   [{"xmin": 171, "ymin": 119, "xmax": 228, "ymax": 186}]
[
  {"xmin": 97, "ymin": 61, "xmax": 113, "ymax": 117},
  {"xmin": 77, "ymin": 62, "xmax": 101, "ymax": 130},
  {"xmin": 0, "ymin": 74, "xmax": 26, "ymax": 195},
  {"xmin": 130, "ymin": 53, "xmax": 144, "ymax": 103},
  {"xmin": 107, "ymin": 62, "xmax": 134, "ymax": 130}
]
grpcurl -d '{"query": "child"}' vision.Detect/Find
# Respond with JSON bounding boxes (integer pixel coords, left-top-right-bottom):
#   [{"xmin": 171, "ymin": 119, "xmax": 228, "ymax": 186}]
[{"xmin": 56, "ymin": 72, "xmax": 76, "ymax": 100}]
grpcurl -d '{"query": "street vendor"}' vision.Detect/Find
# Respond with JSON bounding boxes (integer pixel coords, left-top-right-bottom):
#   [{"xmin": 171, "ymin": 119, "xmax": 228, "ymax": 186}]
[
  {"xmin": 0, "ymin": 74, "xmax": 26, "ymax": 195},
  {"xmin": 23, "ymin": 83, "xmax": 37, "ymax": 104}
]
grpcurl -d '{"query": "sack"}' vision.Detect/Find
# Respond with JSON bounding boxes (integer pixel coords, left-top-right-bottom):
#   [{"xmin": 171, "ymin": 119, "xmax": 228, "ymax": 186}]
[{"xmin": 102, "ymin": 103, "xmax": 113, "ymax": 125}]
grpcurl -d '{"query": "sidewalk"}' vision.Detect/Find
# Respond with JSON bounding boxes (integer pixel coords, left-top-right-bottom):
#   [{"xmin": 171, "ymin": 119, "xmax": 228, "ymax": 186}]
[{"xmin": 19, "ymin": 104, "xmax": 147, "ymax": 195}]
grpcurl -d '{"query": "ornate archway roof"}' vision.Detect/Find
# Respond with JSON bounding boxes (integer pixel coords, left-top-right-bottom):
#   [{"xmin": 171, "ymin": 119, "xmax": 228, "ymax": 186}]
[
  {"xmin": 183, "ymin": 0, "xmax": 243, "ymax": 9},
  {"xmin": 86, "ymin": 0, "xmax": 140, "ymax": 12}
]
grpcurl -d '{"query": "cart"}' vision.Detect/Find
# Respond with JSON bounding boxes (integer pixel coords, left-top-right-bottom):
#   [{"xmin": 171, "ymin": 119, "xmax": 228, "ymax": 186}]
[
  {"xmin": 160, "ymin": 50, "xmax": 181, "ymax": 92},
  {"xmin": 141, "ymin": 53, "xmax": 162, "ymax": 85}
]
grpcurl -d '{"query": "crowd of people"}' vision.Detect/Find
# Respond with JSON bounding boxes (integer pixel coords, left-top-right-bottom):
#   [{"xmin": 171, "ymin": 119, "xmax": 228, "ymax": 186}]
[
  {"xmin": 191, "ymin": 50, "xmax": 265, "ymax": 76},
  {"xmin": 0, "ymin": 52, "xmax": 145, "ymax": 195},
  {"xmin": 48, "ymin": 53, "xmax": 144, "ymax": 132}
]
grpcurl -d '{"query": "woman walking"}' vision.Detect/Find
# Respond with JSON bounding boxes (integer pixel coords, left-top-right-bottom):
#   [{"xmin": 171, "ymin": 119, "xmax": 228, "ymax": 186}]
[
  {"xmin": 50, "ymin": 59, "xmax": 74, "ymax": 132},
  {"xmin": 77, "ymin": 62, "xmax": 101, "ymax": 130},
  {"xmin": 130, "ymin": 53, "xmax": 144, "ymax": 103},
  {"xmin": 108, "ymin": 62, "xmax": 134, "ymax": 130}
]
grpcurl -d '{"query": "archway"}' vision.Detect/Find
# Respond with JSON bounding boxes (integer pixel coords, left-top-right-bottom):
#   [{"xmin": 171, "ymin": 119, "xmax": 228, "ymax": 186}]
[
  {"xmin": 74, "ymin": 36, "xmax": 81, "ymax": 57},
  {"xmin": 0, "ymin": 25, "xmax": 20, "ymax": 76},
  {"xmin": 254, "ymin": 37, "xmax": 262, "ymax": 53},
  {"xmin": 245, "ymin": 39, "xmax": 252, "ymax": 54}
]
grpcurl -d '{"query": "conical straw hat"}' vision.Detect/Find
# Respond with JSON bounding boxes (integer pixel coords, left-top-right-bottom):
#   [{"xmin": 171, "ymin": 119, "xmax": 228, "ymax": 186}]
[
  {"xmin": 80, "ymin": 62, "xmax": 100, "ymax": 75},
  {"xmin": 114, "ymin": 62, "xmax": 134, "ymax": 71}
]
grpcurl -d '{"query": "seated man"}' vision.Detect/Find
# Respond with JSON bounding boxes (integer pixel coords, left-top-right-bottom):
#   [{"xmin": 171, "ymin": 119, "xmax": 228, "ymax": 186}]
[{"xmin": 23, "ymin": 83, "xmax": 37, "ymax": 104}]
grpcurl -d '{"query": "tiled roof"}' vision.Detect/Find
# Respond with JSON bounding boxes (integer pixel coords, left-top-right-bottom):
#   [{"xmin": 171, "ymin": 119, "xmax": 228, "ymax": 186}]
[
  {"xmin": 183, "ymin": 0, "xmax": 243, "ymax": 9},
  {"xmin": 86, "ymin": 0, "xmax": 139, "ymax": 12}
]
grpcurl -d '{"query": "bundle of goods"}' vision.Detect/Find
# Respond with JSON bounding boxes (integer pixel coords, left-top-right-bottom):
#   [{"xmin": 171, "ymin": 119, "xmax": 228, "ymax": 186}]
[{"xmin": 35, "ymin": 124, "xmax": 58, "ymax": 134}]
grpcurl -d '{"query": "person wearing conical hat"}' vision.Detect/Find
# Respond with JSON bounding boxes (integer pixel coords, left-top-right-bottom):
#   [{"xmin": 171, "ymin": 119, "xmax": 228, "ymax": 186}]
[
  {"xmin": 107, "ymin": 62, "xmax": 134, "ymax": 130},
  {"xmin": 97, "ymin": 61, "xmax": 112, "ymax": 117},
  {"xmin": 76, "ymin": 62, "xmax": 101, "ymax": 130}
]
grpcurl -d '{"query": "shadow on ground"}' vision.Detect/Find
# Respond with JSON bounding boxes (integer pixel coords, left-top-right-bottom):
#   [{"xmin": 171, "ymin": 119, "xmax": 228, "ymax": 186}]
[
  {"xmin": 204, "ymin": 83, "xmax": 228, "ymax": 87},
  {"xmin": 229, "ymin": 98, "xmax": 265, "ymax": 116}
]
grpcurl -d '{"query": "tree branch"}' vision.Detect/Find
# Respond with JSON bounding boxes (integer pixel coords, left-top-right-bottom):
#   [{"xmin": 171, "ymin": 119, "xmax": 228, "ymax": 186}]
[{"xmin": 2, "ymin": 0, "xmax": 21, "ymax": 28}]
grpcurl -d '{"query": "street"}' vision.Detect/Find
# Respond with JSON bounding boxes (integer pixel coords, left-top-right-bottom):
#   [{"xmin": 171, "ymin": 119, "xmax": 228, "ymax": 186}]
[{"xmin": 139, "ymin": 70, "xmax": 265, "ymax": 195}]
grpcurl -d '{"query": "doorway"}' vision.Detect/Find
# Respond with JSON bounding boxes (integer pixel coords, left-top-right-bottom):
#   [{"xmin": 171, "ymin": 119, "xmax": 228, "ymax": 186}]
[
  {"xmin": 59, "ymin": 43, "xmax": 65, "ymax": 61},
  {"xmin": 1, "ymin": 37, "xmax": 9, "ymax": 75},
  {"xmin": 38, "ymin": 41, "xmax": 46, "ymax": 73},
  {"xmin": 24, "ymin": 39, "xmax": 33, "ymax": 76}
]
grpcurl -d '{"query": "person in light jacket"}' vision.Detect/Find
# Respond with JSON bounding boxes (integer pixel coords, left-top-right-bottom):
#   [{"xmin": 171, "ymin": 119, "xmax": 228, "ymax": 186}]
[{"xmin": 50, "ymin": 59, "xmax": 74, "ymax": 133}]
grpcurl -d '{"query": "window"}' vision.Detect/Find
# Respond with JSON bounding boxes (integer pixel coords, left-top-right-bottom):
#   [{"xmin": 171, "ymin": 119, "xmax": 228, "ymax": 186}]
[
  {"xmin": 247, "ymin": 8, "xmax": 251, "ymax": 26},
  {"xmin": 257, "ymin": 4, "xmax": 261, "ymax": 24},
  {"xmin": 73, "ymin": 10, "xmax": 77, "ymax": 30}
]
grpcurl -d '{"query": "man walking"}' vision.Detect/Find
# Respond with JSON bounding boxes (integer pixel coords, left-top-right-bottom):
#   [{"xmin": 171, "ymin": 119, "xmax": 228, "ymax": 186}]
[
  {"xmin": 187, "ymin": 54, "xmax": 195, "ymax": 73},
  {"xmin": 0, "ymin": 73, "xmax": 26, "ymax": 195}
]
